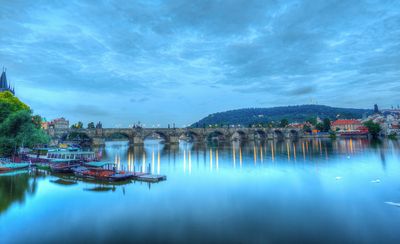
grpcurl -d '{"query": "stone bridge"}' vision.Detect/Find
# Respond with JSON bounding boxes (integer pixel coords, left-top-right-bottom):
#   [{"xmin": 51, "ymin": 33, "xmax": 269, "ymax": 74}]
[{"xmin": 49, "ymin": 127, "xmax": 304, "ymax": 146}]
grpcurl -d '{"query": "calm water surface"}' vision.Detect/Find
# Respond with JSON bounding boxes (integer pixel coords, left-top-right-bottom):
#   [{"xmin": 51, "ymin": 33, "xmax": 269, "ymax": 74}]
[{"xmin": 1, "ymin": 138, "xmax": 400, "ymax": 243}]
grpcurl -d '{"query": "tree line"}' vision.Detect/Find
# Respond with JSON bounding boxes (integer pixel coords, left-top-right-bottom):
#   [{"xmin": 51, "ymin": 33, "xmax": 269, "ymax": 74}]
[{"xmin": 0, "ymin": 91, "xmax": 49, "ymax": 156}]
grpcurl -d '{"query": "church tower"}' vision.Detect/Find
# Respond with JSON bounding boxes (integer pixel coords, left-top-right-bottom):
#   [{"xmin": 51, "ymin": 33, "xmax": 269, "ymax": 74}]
[{"xmin": 0, "ymin": 67, "xmax": 15, "ymax": 95}]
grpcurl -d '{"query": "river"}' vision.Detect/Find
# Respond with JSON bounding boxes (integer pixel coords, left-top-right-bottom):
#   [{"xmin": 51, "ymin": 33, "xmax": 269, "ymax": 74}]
[{"xmin": 1, "ymin": 138, "xmax": 400, "ymax": 243}]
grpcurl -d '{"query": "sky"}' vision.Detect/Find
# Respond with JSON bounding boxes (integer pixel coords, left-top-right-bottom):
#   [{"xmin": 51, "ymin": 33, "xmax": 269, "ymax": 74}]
[{"xmin": 0, "ymin": 0, "xmax": 399, "ymax": 127}]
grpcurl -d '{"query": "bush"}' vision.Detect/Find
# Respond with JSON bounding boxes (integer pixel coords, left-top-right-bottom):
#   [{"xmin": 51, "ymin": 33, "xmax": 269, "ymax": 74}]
[{"xmin": 388, "ymin": 132, "xmax": 397, "ymax": 140}]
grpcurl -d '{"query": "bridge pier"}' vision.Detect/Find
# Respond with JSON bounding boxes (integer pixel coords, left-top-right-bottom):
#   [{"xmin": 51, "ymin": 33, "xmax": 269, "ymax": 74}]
[
  {"xmin": 92, "ymin": 137, "xmax": 105, "ymax": 146},
  {"xmin": 132, "ymin": 136, "xmax": 144, "ymax": 145},
  {"xmin": 267, "ymin": 133, "xmax": 275, "ymax": 140},
  {"xmin": 166, "ymin": 136, "xmax": 179, "ymax": 144},
  {"xmin": 247, "ymin": 134, "xmax": 254, "ymax": 141}
]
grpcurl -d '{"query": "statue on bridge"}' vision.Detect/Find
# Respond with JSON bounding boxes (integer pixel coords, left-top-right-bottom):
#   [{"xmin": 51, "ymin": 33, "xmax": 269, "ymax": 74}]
[{"xmin": 96, "ymin": 122, "xmax": 102, "ymax": 129}]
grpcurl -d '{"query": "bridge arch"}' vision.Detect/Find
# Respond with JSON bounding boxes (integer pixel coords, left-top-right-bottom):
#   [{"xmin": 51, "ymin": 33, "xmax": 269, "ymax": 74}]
[
  {"xmin": 105, "ymin": 132, "xmax": 131, "ymax": 141},
  {"xmin": 207, "ymin": 130, "xmax": 226, "ymax": 142},
  {"xmin": 274, "ymin": 130, "xmax": 284, "ymax": 141},
  {"xmin": 143, "ymin": 131, "xmax": 169, "ymax": 142},
  {"xmin": 231, "ymin": 130, "xmax": 246, "ymax": 141},
  {"xmin": 254, "ymin": 130, "xmax": 267, "ymax": 141},
  {"xmin": 179, "ymin": 130, "xmax": 201, "ymax": 142},
  {"xmin": 290, "ymin": 129, "xmax": 299, "ymax": 140}
]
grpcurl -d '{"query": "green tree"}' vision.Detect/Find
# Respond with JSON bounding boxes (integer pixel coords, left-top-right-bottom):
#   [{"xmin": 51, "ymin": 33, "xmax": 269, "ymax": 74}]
[
  {"xmin": 322, "ymin": 118, "xmax": 331, "ymax": 132},
  {"xmin": 303, "ymin": 124, "xmax": 312, "ymax": 133},
  {"xmin": 0, "ymin": 92, "xmax": 49, "ymax": 156},
  {"xmin": 0, "ymin": 110, "xmax": 49, "ymax": 156},
  {"xmin": 0, "ymin": 91, "xmax": 30, "ymax": 112},
  {"xmin": 0, "ymin": 91, "xmax": 31, "ymax": 123},
  {"xmin": 306, "ymin": 117, "xmax": 317, "ymax": 126},
  {"xmin": 87, "ymin": 122, "xmax": 95, "ymax": 129},
  {"xmin": 71, "ymin": 121, "xmax": 83, "ymax": 129},
  {"xmin": 0, "ymin": 102, "xmax": 14, "ymax": 123},
  {"xmin": 280, "ymin": 119, "xmax": 289, "ymax": 128},
  {"xmin": 31, "ymin": 115, "xmax": 43, "ymax": 129},
  {"xmin": 316, "ymin": 122, "xmax": 324, "ymax": 131},
  {"xmin": 363, "ymin": 120, "xmax": 381, "ymax": 138},
  {"xmin": 388, "ymin": 132, "xmax": 397, "ymax": 140}
]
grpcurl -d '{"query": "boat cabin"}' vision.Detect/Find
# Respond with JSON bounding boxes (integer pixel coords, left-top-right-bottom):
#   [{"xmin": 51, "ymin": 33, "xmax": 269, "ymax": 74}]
[
  {"xmin": 27, "ymin": 147, "xmax": 96, "ymax": 162},
  {"xmin": 47, "ymin": 151, "xmax": 96, "ymax": 161}
]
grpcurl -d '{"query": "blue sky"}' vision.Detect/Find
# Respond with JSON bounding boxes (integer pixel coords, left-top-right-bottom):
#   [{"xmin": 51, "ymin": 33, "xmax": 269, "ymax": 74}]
[{"xmin": 0, "ymin": 0, "xmax": 399, "ymax": 127}]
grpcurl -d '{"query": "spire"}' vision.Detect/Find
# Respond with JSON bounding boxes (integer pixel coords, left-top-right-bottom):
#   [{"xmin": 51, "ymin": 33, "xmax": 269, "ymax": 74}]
[
  {"xmin": 0, "ymin": 68, "xmax": 7, "ymax": 89},
  {"xmin": 0, "ymin": 67, "xmax": 15, "ymax": 95}
]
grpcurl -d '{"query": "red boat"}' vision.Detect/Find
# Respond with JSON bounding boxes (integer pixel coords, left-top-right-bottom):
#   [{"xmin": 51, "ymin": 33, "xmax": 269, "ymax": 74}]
[
  {"xmin": 73, "ymin": 162, "xmax": 134, "ymax": 182},
  {"xmin": 49, "ymin": 159, "xmax": 80, "ymax": 173}
]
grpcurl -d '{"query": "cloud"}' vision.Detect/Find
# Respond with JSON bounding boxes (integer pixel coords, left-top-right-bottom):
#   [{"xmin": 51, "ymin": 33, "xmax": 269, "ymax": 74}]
[
  {"xmin": 0, "ymin": 0, "xmax": 399, "ymax": 126},
  {"xmin": 130, "ymin": 97, "xmax": 149, "ymax": 103},
  {"xmin": 288, "ymin": 86, "xmax": 315, "ymax": 96},
  {"xmin": 65, "ymin": 105, "xmax": 110, "ymax": 117}
]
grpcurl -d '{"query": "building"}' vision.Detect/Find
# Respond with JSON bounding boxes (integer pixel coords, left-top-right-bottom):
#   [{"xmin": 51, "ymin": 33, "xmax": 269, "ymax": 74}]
[
  {"xmin": 288, "ymin": 122, "xmax": 304, "ymax": 129},
  {"xmin": 387, "ymin": 124, "xmax": 400, "ymax": 136},
  {"xmin": 0, "ymin": 68, "xmax": 15, "ymax": 95},
  {"xmin": 41, "ymin": 121, "xmax": 49, "ymax": 130},
  {"xmin": 50, "ymin": 117, "xmax": 69, "ymax": 129},
  {"xmin": 362, "ymin": 108, "xmax": 400, "ymax": 136},
  {"xmin": 331, "ymin": 119, "xmax": 362, "ymax": 131},
  {"xmin": 45, "ymin": 118, "xmax": 70, "ymax": 144},
  {"xmin": 44, "ymin": 117, "xmax": 69, "ymax": 131}
]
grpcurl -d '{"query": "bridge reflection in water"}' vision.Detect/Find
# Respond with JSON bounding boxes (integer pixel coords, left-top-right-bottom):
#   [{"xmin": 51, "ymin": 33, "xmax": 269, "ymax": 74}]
[{"xmin": 98, "ymin": 138, "xmax": 394, "ymax": 175}]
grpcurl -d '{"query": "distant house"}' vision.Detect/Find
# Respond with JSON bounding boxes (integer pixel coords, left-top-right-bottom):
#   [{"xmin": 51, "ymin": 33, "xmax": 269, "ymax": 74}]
[
  {"xmin": 331, "ymin": 119, "xmax": 362, "ymax": 131},
  {"xmin": 41, "ymin": 121, "xmax": 49, "ymax": 130},
  {"xmin": 288, "ymin": 123, "xmax": 304, "ymax": 129},
  {"xmin": 44, "ymin": 118, "xmax": 70, "ymax": 140},
  {"xmin": 48, "ymin": 117, "xmax": 70, "ymax": 130},
  {"xmin": 42, "ymin": 118, "xmax": 69, "ymax": 130},
  {"xmin": 388, "ymin": 124, "xmax": 400, "ymax": 135}
]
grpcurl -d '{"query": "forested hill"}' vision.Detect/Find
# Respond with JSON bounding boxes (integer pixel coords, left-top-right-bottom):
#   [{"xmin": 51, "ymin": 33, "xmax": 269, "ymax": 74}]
[{"xmin": 191, "ymin": 105, "xmax": 372, "ymax": 127}]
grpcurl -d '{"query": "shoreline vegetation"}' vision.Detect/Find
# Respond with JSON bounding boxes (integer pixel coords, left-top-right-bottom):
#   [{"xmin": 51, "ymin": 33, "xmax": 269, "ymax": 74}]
[{"xmin": 0, "ymin": 91, "xmax": 49, "ymax": 156}]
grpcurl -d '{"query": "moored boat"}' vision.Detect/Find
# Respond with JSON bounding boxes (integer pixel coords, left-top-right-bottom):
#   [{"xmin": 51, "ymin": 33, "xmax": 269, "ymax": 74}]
[
  {"xmin": 0, "ymin": 162, "xmax": 30, "ymax": 172},
  {"xmin": 49, "ymin": 159, "xmax": 80, "ymax": 173},
  {"xmin": 26, "ymin": 147, "xmax": 98, "ymax": 163},
  {"xmin": 73, "ymin": 162, "xmax": 134, "ymax": 182}
]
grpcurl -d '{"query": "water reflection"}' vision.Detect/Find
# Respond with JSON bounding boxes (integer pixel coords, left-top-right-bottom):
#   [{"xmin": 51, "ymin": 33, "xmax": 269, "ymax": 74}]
[
  {"xmin": 0, "ymin": 170, "xmax": 45, "ymax": 214},
  {"xmin": 95, "ymin": 138, "xmax": 397, "ymax": 175},
  {"xmin": 1, "ymin": 138, "xmax": 400, "ymax": 243}
]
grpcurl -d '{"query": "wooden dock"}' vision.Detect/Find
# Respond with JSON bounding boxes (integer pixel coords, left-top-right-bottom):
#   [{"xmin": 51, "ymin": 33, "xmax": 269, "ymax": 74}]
[{"xmin": 132, "ymin": 173, "xmax": 167, "ymax": 183}]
